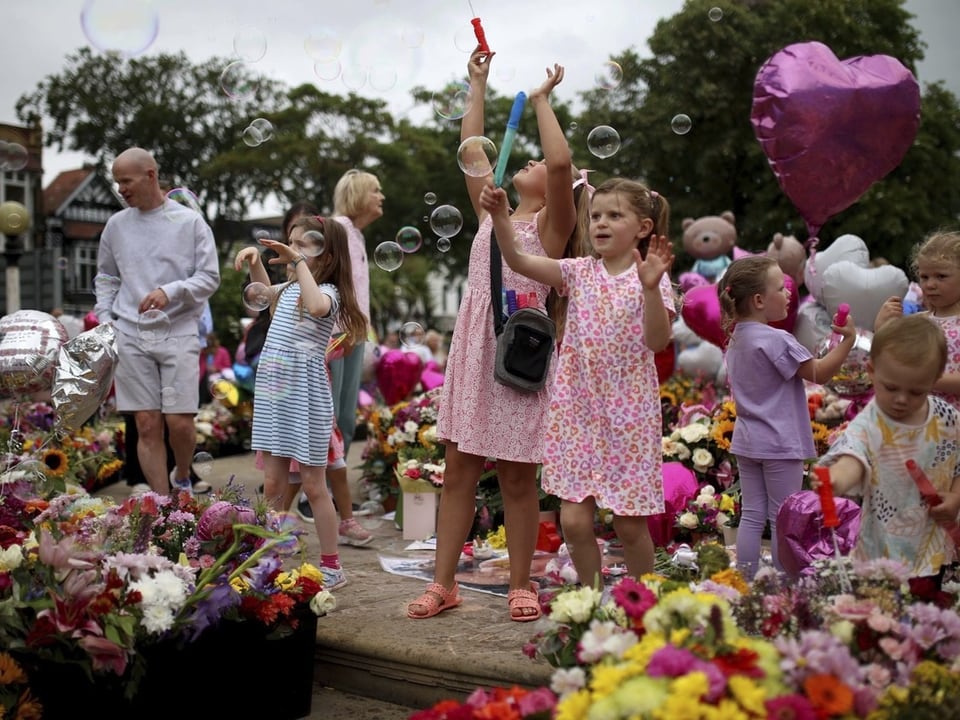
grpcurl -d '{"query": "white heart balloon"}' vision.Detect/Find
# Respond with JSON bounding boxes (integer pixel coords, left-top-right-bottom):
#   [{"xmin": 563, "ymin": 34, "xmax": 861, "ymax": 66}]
[
  {"xmin": 677, "ymin": 341, "xmax": 723, "ymax": 380},
  {"xmin": 804, "ymin": 234, "xmax": 870, "ymax": 302},
  {"xmin": 819, "ymin": 261, "xmax": 909, "ymax": 331}
]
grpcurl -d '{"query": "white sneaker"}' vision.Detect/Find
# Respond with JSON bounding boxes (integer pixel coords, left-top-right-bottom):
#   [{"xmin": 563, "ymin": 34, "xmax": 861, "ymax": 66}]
[
  {"xmin": 319, "ymin": 566, "xmax": 348, "ymax": 591},
  {"xmin": 130, "ymin": 483, "xmax": 150, "ymax": 496},
  {"xmin": 193, "ymin": 480, "xmax": 212, "ymax": 494},
  {"xmin": 169, "ymin": 468, "xmax": 194, "ymax": 498}
]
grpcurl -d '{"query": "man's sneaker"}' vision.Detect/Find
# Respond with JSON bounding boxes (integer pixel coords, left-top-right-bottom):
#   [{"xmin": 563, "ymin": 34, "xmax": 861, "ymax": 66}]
[
  {"xmin": 193, "ymin": 480, "xmax": 212, "ymax": 494},
  {"xmin": 319, "ymin": 566, "xmax": 348, "ymax": 591},
  {"xmin": 296, "ymin": 496, "xmax": 314, "ymax": 522},
  {"xmin": 169, "ymin": 468, "xmax": 194, "ymax": 498},
  {"xmin": 338, "ymin": 518, "xmax": 373, "ymax": 547},
  {"xmin": 129, "ymin": 483, "xmax": 150, "ymax": 496}
]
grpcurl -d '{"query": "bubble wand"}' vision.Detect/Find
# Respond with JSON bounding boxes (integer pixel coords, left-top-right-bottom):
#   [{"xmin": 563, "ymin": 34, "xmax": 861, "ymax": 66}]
[
  {"xmin": 813, "ymin": 466, "xmax": 852, "ymax": 592},
  {"xmin": 493, "ymin": 91, "xmax": 526, "ymax": 188},
  {"xmin": 467, "ymin": 0, "xmax": 490, "ymax": 53}
]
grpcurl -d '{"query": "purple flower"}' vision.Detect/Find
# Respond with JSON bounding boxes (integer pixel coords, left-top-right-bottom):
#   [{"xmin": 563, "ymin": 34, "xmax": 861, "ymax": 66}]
[{"xmin": 765, "ymin": 694, "xmax": 818, "ymax": 720}]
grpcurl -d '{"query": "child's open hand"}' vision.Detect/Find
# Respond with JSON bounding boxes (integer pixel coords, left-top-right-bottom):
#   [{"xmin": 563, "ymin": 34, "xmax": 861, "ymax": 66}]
[
  {"xmin": 234, "ymin": 247, "xmax": 261, "ymax": 272},
  {"xmin": 635, "ymin": 234, "xmax": 674, "ymax": 289},
  {"xmin": 479, "ymin": 184, "xmax": 510, "ymax": 218},
  {"xmin": 529, "ymin": 64, "xmax": 564, "ymax": 102},
  {"xmin": 258, "ymin": 238, "xmax": 300, "ymax": 265},
  {"xmin": 874, "ymin": 295, "xmax": 904, "ymax": 331}
]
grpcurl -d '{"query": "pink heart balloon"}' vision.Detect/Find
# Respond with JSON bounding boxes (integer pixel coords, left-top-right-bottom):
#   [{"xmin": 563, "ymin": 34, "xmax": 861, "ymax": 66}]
[
  {"xmin": 681, "ymin": 284, "xmax": 726, "ymax": 349},
  {"xmin": 681, "ymin": 276, "xmax": 799, "ymax": 347},
  {"xmin": 751, "ymin": 41, "xmax": 920, "ymax": 237},
  {"xmin": 376, "ymin": 349, "xmax": 423, "ymax": 405}
]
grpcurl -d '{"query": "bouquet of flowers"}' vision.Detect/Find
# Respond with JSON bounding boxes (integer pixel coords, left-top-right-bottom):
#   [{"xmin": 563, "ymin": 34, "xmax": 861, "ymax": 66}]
[
  {"xmin": 661, "ymin": 399, "xmax": 737, "ymax": 488},
  {"xmin": 675, "ymin": 483, "xmax": 739, "ymax": 535},
  {"xmin": 0, "ymin": 474, "xmax": 335, "ymax": 700},
  {"xmin": 360, "ymin": 389, "xmax": 441, "ymax": 500},
  {"xmin": 194, "ymin": 400, "xmax": 252, "ymax": 456},
  {"xmin": 409, "ymin": 686, "xmax": 557, "ymax": 720},
  {"xmin": 0, "ymin": 400, "xmax": 124, "ymax": 493}
]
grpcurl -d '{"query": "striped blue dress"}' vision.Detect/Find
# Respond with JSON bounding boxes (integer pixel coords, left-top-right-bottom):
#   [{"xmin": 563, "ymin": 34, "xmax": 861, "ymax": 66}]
[{"xmin": 250, "ymin": 281, "xmax": 338, "ymax": 466}]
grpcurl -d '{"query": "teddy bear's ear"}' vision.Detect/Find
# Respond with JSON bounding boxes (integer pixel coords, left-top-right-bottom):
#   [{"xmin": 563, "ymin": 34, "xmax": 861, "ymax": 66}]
[
  {"xmin": 682, "ymin": 218, "xmax": 694, "ymax": 230},
  {"xmin": 721, "ymin": 211, "xmax": 736, "ymax": 225}
]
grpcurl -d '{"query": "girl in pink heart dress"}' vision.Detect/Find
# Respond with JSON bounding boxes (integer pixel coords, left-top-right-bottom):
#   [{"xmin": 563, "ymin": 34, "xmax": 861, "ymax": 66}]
[{"xmin": 481, "ymin": 176, "xmax": 676, "ymax": 588}]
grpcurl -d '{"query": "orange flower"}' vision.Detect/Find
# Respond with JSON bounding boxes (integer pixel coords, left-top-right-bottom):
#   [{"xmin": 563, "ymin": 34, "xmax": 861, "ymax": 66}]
[{"xmin": 802, "ymin": 673, "xmax": 854, "ymax": 716}]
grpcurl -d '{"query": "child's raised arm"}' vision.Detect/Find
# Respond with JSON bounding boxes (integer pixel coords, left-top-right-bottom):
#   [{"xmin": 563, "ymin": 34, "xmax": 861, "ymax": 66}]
[
  {"xmin": 530, "ymin": 64, "xmax": 576, "ymax": 259},
  {"xmin": 797, "ymin": 313, "xmax": 856, "ymax": 385},
  {"xmin": 462, "ymin": 46, "xmax": 495, "ymax": 220},
  {"xmin": 235, "ymin": 246, "xmax": 270, "ymax": 287},
  {"xmin": 480, "ymin": 184, "xmax": 561, "ymax": 290}
]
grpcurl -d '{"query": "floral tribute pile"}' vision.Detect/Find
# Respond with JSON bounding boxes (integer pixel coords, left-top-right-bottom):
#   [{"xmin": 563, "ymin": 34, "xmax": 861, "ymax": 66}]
[
  {"xmin": 418, "ymin": 545, "xmax": 960, "ymax": 720},
  {"xmin": 0, "ymin": 473, "xmax": 335, "ymax": 705}
]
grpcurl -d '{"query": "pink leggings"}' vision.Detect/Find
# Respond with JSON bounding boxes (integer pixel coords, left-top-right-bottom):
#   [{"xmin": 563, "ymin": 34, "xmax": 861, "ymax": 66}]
[{"xmin": 735, "ymin": 455, "xmax": 805, "ymax": 579}]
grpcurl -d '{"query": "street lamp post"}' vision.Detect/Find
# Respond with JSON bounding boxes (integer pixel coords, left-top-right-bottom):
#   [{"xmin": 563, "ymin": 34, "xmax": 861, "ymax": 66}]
[{"xmin": 0, "ymin": 201, "xmax": 31, "ymax": 314}]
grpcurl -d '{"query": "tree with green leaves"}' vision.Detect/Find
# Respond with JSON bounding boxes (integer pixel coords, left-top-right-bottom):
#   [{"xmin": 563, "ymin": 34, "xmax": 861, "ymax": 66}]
[{"xmin": 575, "ymin": 0, "xmax": 960, "ymax": 267}]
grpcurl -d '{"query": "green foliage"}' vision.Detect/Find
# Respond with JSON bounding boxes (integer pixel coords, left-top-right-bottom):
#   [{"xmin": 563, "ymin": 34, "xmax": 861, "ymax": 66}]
[
  {"xmin": 17, "ymin": 0, "xmax": 960, "ymax": 325},
  {"xmin": 575, "ymin": 0, "xmax": 959, "ymax": 269},
  {"xmin": 208, "ymin": 263, "xmax": 249, "ymax": 355}
]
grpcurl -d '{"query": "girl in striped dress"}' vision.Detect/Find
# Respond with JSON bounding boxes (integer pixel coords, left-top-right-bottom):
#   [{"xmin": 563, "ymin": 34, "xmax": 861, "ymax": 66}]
[{"xmin": 234, "ymin": 215, "xmax": 367, "ymax": 589}]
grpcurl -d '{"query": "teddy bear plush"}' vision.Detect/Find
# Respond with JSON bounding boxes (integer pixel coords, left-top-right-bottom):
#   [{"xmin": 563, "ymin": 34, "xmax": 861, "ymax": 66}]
[
  {"xmin": 766, "ymin": 232, "xmax": 807, "ymax": 289},
  {"xmin": 682, "ymin": 211, "xmax": 737, "ymax": 283}
]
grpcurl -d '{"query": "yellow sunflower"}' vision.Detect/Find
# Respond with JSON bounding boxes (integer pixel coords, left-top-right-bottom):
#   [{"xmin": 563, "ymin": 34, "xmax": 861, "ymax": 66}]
[
  {"xmin": 41, "ymin": 448, "xmax": 70, "ymax": 477},
  {"xmin": 97, "ymin": 459, "xmax": 124, "ymax": 481},
  {"xmin": 710, "ymin": 419, "xmax": 735, "ymax": 451}
]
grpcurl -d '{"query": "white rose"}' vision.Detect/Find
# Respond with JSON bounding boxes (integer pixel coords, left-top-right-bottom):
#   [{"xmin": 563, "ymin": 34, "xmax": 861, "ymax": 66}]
[
  {"xmin": 699, "ymin": 485, "xmax": 716, "ymax": 496},
  {"xmin": 678, "ymin": 512, "xmax": 699, "ymax": 529},
  {"xmin": 691, "ymin": 448, "xmax": 714, "ymax": 471},
  {"xmin": 695, "ymin": 493, "xmax": 716, "ymax": 508},
  {"xmin": 678, "ymin": 423, "xmax": 710, "ymax": 443},
  {"xmin": 404, "ymin": 420, "xmax": 419, "ymax": 434},
  {"xmin": 310, "ymin": 590, "xmax": 338, "ymax": 616},
  {"xmin": 0, "ymin": 544, "xmax": 23, "ymax": 571},
  {"xmin": 676, "ymin": 444, "xmax": 691, "ymax": 461}
]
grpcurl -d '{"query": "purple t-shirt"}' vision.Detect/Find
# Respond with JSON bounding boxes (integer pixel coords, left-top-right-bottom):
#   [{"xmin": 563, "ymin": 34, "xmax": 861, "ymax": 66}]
[{"xmin": 725, "ymin": 321, "xmax": 815, "ymax": 460}]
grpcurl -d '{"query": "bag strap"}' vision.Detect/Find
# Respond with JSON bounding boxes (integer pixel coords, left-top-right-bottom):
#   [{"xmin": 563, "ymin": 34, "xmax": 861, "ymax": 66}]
[{"xmin": 489, "ymin": 226, "xmax": 505, "ymax": 337}]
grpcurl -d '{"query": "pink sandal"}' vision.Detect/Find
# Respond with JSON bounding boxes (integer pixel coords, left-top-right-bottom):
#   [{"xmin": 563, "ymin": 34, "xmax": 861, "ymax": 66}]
[
  {"xmin": 407, "ymin": 582, "xmax": 463, "ymax": 619},
  {"xmin": 507, "ymin": 582, "xmax": 542, "ymax": 622}
]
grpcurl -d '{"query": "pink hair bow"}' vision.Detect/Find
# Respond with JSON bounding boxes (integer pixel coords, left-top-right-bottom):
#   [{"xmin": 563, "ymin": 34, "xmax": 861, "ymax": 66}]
[{"xmin": 572, "ymin": 168, "xmax": 595, "ymax": 196}]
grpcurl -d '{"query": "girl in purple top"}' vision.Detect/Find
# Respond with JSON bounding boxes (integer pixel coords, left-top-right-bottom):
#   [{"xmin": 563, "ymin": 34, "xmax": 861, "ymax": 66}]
[{"xmin": 720, "ymin": 255, "xmax": 855, "ymax": 579}]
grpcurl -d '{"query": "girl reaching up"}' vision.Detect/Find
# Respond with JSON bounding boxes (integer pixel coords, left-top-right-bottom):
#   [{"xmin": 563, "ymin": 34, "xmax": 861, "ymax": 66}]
[{"xmin": 480, "ymin": 177, "xmax": 675, "ymax": 587}]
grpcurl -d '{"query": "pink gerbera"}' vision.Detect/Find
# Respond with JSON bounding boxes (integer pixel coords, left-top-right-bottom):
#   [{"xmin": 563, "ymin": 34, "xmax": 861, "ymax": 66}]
[{"xmin": 610, "ymin": 576, "xmax": 657, "ymax": 621}]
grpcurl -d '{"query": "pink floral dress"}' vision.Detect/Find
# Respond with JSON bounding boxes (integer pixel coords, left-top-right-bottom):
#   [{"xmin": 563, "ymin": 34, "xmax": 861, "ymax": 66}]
[
  {"xmin": 436, "ymin": 214, "xmax": 554, "ymax": 463},
  {"xmin": 541, "ymin": 257, "xmax": 675, "ymax": 515},
  {"xmin": 927, "ymin": 313, "xmax": 960, "ymax": 411}
]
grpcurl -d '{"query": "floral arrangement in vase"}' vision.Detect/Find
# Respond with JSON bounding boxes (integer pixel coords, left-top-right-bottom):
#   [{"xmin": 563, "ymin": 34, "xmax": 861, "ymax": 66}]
[
  {"xmin": 0, "ymin": 474, "xmax": 335, "ymax": 702},
  {"xmin": 675, "ymin": 483, "xmax": 740, "ymax": 536},
  {"xmin": 360, "ymin": 388, "xmax": 441, "ymax": 502}
]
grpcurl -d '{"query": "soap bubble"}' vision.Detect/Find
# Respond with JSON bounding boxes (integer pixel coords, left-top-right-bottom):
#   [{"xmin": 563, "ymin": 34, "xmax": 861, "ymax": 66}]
[
  {"xmin": 395, "ymin": 226, "xmax": 423, "ymax": 253},
  {"xmin": 423, "ymin": 192, "xmax": 437, "ymax": 205},
  {"xmin": 586, "ymin": 125, "xmax": 622, "ymax": 159},
  {"xmin": 429, "ymin": 205, "xmax": 463, "ymax": 238},
  {"xmin": 373, "ymin": 241, "xmax": 404, "ymax": 272},
  {"xmin": 595, "ymin": 61, "xmax": 623, "ymax": 90},
  {"xmin": 433, "ymin": 80, "xmax": 472, "ymax": 120},
  {"xmin": 456, "ymin": 136, "xmax": 496, "ymax": 178},
  {"xmin": 400, "ymin": 321, "xmax": 425, "ymax": 348},
  {"xmin": 138, "ymin": 309, "xmax": 170, "ymax": 343},
  {"xmin": 671, "ymin": 114, "xmax": 693, "ymax": 135},
  {"xmin": 243, "ymin": 282, "xmax": 273, "ymax": 312}
]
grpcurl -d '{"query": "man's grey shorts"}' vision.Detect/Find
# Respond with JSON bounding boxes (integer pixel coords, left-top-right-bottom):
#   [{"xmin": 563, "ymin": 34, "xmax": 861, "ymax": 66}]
[{"xmin": 114, "ymin": 330, "xmax": 201, "ymax": 413}]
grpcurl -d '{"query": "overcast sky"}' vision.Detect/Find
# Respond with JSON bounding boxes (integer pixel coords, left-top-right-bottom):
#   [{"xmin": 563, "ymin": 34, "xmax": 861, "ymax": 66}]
[{"xmin": 3, "ymin": 0, "xmax": 956, "ymax": 212}]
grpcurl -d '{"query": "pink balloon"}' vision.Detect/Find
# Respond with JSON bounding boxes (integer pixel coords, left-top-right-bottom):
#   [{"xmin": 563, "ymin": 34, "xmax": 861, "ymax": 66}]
[
  {"xmin": 682, "ymin": 276, "xmax": 799, "ymax": 346},
  {"xmin": 681, "ymin": 284, "xmax": 726, "ymax": 349},
  {"xmin": 751, "ymin": 41, "xmax": 920, "ymax": 237},
  {"xmin": 376, "ymin": 349, "xmax": 423, "ymax": 405},
  {"xmin": 648, "ymin": 462, "xmax": 699, "ymax": 548},
  {"xmin": 420, "ymin": 360, "xmax": 445, "ymax": 392}
]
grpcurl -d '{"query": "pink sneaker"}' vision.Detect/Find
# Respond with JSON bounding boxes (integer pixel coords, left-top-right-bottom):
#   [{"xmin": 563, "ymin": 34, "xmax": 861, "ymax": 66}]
[{"xmin": 338, "ymin": 518, "xmax": 373, "ymax": 547}]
